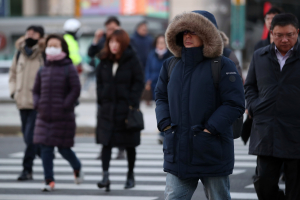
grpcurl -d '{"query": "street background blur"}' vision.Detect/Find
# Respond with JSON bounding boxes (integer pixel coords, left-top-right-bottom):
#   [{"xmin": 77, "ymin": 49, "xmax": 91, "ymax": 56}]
[
  {"xmin": 0, "ymin": 1, "xmax": 299, "ymax": 199},
  {"xmin": 0, "ymin": 0, "xmax": 299, "ymax": 134}
]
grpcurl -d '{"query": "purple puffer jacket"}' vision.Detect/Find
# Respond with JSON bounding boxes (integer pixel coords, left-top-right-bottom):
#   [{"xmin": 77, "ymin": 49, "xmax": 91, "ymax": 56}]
[{"xmin": 33, "ymin": 58, "xmax": 81, "ymax": 147}]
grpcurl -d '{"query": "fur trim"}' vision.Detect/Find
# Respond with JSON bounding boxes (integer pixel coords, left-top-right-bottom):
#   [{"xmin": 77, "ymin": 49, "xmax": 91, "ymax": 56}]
[
  {"xmin": 165, "ymin": 12, "xmax": 223, "ymax": 58},
  {"xmin": 15, "ymin": 36, "xmax": 46, "ymax": 51},
  {"xmin": 219, "ymin": 31, "xmax": 229, "ymax": 46}
]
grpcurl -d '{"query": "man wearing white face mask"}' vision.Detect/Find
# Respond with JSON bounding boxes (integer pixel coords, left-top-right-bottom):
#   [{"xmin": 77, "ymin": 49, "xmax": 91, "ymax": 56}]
[{"xmin": 9, "ymin": 25, "xmax": 45, "ymax": 181}]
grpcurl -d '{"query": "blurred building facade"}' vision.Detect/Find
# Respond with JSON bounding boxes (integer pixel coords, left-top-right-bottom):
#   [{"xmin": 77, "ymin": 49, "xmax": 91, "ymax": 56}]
[{"xmin": 0, "ymin": 0, "xmax": 299, "ymax": 68}]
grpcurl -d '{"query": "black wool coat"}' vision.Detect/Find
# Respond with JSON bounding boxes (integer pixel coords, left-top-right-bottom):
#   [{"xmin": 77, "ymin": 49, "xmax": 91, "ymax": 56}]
[
  {"xmin": 96, "ymin": 46, "xmax": 144, "ymax": 147},
  {"xmin": 245, "ymin": 42, "xmax": 300, "ymax": 159}
]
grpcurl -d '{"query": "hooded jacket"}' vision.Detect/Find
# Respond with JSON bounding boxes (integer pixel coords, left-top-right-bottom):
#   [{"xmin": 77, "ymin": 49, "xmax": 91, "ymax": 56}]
[
  {"xmin": 155, "ymin": 10, "xmax": 245, "ymax": 178},
  {"xmin": 9, "ymin": 36, "xmax": 45, "ymax": 109}
]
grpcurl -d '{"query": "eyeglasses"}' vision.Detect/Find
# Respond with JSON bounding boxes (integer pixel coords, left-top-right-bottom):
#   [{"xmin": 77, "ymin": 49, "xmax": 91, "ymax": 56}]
[
  {"xmin": 273, "ymin": 32, "xmax": 297, "ymax": 40},
  {"xmin": 183, "ymin": 30, "xmax": 196, "ymax": 35}
]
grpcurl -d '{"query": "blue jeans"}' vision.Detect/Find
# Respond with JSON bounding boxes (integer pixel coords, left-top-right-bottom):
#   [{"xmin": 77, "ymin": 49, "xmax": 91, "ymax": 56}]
[
  {"xmin": 165, "ymin": 173, "xmax": 231, "ymax": 200},
  {"xmin": 40, "ymin": 145, "xmax": 81, "ymax": 181},
  {"xmin": 19, "ymin": 109, "xmax": 39, "ymax": 172}
]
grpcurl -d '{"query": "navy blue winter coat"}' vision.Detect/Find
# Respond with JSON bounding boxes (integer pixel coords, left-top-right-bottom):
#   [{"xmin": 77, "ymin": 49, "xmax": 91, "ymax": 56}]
[
  {"xmin": 131, "ymin": 32, "xmax": 153, "ymax": 69},
  {"xmin": 155, "ymin": 10, "xmax": 245, "ymax": 179},
  {"xmin": 145, "ymin": 49, "xmax": 172, "ymax": 99}
]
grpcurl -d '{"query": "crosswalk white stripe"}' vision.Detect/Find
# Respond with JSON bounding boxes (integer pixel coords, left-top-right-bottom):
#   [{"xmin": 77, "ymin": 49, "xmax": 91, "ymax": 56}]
[
  {"xmin": 231, "ymin": 192, "xmax": 258, "ymax": 199},
  {"xmin": 0, "ymin": 193, "xmax": 258, "ymax": 200},
  {"xmin": 9, "ymin": 152, "xmax": 165, "ymax": 159},
  {"xmin": 0, "ymin": 166, "xmax": 165, "ymax": 173},
  {"xmin": 0, "ymin": 195, "xmax": 158, "ymax": 200},
  {"xmin": 0, "ymin": 166, "xmax": 247, "ymax": 174},
  {"xmin": 0, "ymin": 174, "xmax": 167, "ymax": 182},
  {"xmin": 245, "ymin": 184, "xmax": 285, "ymax": 189},
  {"xmin": 9, "ymin": 151, "xmax": 253, "ymax": 159},
  {"xmin": 0, "ymin": 159, "xmax": 164, "ymax": 166},
  {"xmin": 0, "ymin": 183, "xmax": 166, "ymax": 191},
  {"xmin": 75, "ymin": 142, "xmax": 248, "ymax": 147}
]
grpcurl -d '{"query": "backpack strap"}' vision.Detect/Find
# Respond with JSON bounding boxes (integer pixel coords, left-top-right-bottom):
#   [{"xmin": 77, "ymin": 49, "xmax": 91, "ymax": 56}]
[
  {"xmin": 211, "ymin": 56, "xmax": 222, "ymax": 90},
  {"xmin": 16, "ymin": 51, "xmax": 21, "ymax": 64},
  {"xmin": 167, "ymin": 57, "xmax": 180, "ymax": 82}
]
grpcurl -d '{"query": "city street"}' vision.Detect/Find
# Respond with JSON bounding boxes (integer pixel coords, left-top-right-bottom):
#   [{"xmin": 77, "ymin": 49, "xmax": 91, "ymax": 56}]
[{"xmin": 0, "ymin": 132, "xmax": 285, "ymax": 200}]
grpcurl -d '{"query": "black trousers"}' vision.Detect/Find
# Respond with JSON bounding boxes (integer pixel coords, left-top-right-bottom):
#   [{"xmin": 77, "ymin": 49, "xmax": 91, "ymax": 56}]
[
  {"xmin": 101, "ymin": 145, "xmax": 136, "ymax": 173},
  {"xmin": 254, "ymin": 155, "xmax": 300, "ymax": 200},
  {"xmin": 19, "ymin": 109, "xmax": 38, "ymax": 172}
]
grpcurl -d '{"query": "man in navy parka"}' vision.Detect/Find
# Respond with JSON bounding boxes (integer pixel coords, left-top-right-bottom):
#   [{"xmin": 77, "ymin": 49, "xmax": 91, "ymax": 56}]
[{"xmin": 155, "ymin": 11, "xmax": 245, "ymax": 199}]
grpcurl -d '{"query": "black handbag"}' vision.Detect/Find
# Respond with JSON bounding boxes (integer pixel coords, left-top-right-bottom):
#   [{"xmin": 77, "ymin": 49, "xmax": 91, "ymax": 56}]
[{"xmin": 126, "ymin": 106, "xmax": 144, "ymax": 131}]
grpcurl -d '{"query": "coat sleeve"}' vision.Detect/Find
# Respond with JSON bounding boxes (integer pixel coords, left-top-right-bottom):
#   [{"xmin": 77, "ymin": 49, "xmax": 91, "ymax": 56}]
[
  {"xmin": 63, "ymin": 65, "xmax": 81, "ymax": 109},
  {"xmin": 88, "ymin": 37, "xmax": 105, "ymax": 58},
  {"xmin": 8, "ymin": 53, "xmax": 18, "ymax": 99},
  {"xmin": 96, "ymin": 63, "xmax": 103, "ymax": 105},
  {"xmin": 205, "ymin": 58, "xmax": 245, "ymax": 135},
  {"xmin": 155, "ymin": 58, "xmax": 171, "ymax": 131},
  {"xmin": 129, "ymin": 58, "xmax": 145, "ymax": 108},
  {"xmin": 244, "ymin": 54, "xmax": 259, "ymax": 117},
  {"xmin": 145, "ymin": 54, "xmax": 152, "ymax": 81},
  {"xmin": 33, "ymin": 70, "xmax": 41, "ymax": 110}
]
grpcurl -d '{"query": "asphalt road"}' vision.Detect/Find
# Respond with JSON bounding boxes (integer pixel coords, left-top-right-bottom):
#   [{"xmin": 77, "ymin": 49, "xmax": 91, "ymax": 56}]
[{"xmin": 0, "ymin": 135, "xmax": 285, "ymax": 200}]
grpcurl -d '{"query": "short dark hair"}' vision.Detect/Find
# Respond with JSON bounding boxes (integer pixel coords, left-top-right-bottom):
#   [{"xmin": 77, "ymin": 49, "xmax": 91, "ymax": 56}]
[
  {"xmin": 136, "ymin": 20, "xmax": 147, "ymax": 29},
  {"xmin": 105, "ymin": 16, "xmax": 120, "ymax": 26},
  {"xmin": 270, "ymin": 13, "xmax": 299, "ymax": 31},
  {"xmin": 45, "ymin": 34, "xmax": 70, "ymax": 59},
  {"xmin": 265, "ymin": 6, "xmax": 284, "ymax": 16},
  {"xmin": 26, "ymin": 25, "xmax": 44, "ymax": 38}
]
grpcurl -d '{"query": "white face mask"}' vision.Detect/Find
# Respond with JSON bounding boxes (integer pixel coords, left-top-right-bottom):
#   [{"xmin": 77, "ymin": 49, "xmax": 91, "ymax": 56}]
[{"xmin": 45, "ymin": 47, "xmax": 62, "ymax": 56}]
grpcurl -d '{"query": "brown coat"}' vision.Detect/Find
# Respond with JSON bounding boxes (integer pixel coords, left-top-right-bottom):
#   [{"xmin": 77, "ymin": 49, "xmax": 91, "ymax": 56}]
[{"xmin": 9, "ymin": 36, "xmax": 45, "ymax": 109}]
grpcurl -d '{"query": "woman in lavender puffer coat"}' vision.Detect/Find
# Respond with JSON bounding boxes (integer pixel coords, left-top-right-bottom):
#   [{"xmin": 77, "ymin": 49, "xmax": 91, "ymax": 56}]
[{"xmin": 33, "ymin": 34, "xmax": 83, "ymax": 191}]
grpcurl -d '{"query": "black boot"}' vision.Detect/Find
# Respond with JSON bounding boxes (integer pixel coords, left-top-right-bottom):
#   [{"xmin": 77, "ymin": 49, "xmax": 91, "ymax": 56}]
[
  {"xmin": 97, "ymin": 171, "xmax": 110, "ymax": 192},
  {"xmin": 17, "ymin": 170, "xmax": 33, "ymax": 181},
  {"xmin": 124, "ymin": 172, "xmax": 135, "ymax": 189}
]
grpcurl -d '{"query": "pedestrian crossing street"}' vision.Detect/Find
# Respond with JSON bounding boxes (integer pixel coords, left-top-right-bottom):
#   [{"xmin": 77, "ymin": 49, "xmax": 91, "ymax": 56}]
[{"xmin": 0, "ymin": 135, "xmax": 260, "ymax": 200}]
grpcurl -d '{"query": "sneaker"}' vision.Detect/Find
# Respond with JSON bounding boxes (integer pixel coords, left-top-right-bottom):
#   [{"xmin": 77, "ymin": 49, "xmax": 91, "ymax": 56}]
[
  {"xmin": 41, "ymin": 181, "xmax": 55, "ymax": 191},
  {"xmin": 17, "ymin": 171, "xmax": 33, "ymax": 181},
  {"xmin": 74, "ymin": 170, "xmax": 84, "ymax": 184}
]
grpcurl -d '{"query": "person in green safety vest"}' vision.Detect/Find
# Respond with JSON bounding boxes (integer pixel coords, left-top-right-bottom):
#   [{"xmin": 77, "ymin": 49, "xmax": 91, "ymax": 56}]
[{"xmin": 63, "ymin": 18, "xmax": 82, "ymax": 74}]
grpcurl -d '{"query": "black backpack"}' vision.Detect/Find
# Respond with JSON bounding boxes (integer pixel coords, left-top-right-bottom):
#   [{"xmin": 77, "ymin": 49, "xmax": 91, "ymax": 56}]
[
  {"xmin": 167, "ymin": 57, "xmax": 243, "ymax": 139},
  {"xmin": 38, "ymin": 66, "xmax": 80, "ymax": 106}
]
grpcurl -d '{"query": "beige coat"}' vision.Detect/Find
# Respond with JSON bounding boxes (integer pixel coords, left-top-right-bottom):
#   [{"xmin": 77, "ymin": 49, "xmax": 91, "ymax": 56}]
[{"xmin": 9, "ymin": 37, "xmax": 45, "ymax": 109}]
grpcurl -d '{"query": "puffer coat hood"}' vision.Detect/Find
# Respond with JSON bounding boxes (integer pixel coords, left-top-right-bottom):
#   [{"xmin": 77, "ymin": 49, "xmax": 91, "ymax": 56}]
[{"xmin": 165, "ymin": 10, "xmax": 223, "ymax": 58}]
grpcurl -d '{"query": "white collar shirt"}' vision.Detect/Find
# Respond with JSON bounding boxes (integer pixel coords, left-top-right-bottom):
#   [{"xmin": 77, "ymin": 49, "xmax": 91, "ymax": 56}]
[{"xmin": 275, "ymin": 46, "xmax": 294, "ymax": 71}]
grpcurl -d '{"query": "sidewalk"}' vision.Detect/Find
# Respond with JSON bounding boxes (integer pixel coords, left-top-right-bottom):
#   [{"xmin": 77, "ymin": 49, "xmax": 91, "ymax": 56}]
[{"xmin": 0, "ymin": 101, "xmax": 159, "ymax": 135}]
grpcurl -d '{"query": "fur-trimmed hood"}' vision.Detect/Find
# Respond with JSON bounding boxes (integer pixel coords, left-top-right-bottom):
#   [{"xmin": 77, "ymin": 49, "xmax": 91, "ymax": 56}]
[
  {"xmin": 165, "ymin": 10, "xmax": 223, "ymax": 58},
  {"xmin": 219, "ymin": 31, "xmax": 229, "ymax": 46}
]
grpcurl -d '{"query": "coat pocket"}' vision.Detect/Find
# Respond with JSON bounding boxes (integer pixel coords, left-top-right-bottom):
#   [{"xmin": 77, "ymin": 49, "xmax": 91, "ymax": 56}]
[
  {"xmin": 163, "ymin": 125, "xmax": 176, "ymax": 163},
  {"xmin": 191, "ymin": 125, "xmax": 222, "ymax": 165}
]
